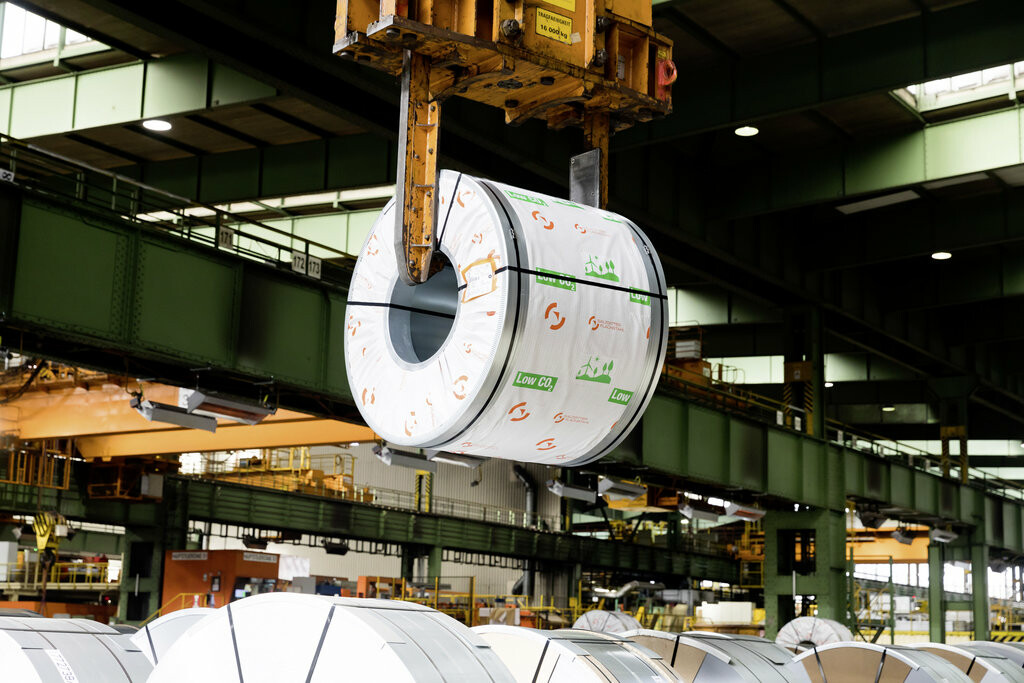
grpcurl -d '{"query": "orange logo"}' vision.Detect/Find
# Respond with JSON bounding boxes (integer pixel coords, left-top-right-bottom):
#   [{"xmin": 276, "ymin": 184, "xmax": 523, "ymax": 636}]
[
  {"xmin": 536, "ymin": 438, "xmax": 556, "ymax": 451},
  {"xmin": 456, "ymin": 190, "xmax": 475, "ymax": 208},
  {"xmin": 471, "ymin": 232, "xmax": 483, "ymax": 244},
  {"xmin": 404, "ymin": 412, "xmax": 417, "ymax": 436},
  {"xmin": 646, "ymin": 326, "xmax": 650, "ymax": 340},
  {"xmin": 453, "ymin": 375, "xmax": 469, "ymax": 400},
  {"xmin": 509, "ymin": 402, "xmax": 531, "ymax": 421},
  {"xmin": 486, "ymin": 310, "xmax": 496, "ymax": 317},
  {"xmin": 347, "ymin": 315, "xmax": 361, "ymax": 336},
  {"xmin": 531, "ymin": 210, "xmax": 555, "ymax": 230},
  {"xmin": 545, "ymin": 303, "xmax": 566, "ymax": 330},
  {"xmin": 574, "ymin": 223, "xmax": 587, "ymax": 235},
  {"xmin": 365, "ymin": 234, "xmax": 380, "ymax": 256},
  {"xmin": 588, "ymin": 315, "xmax": 599, "ymax": 331},
  {"xmin": 554, "ymin": 412, "xmax": 565, "ymax": 423},
  {"xmin": 361, "ymin": 346, "xmax": 367, "ymax": 357},
  {"xmin": 361, "ymin": 388, "xmax": 375, "ymax": 406}
]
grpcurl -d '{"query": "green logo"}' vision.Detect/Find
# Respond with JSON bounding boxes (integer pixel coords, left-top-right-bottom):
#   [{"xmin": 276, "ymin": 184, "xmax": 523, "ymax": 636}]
[
  {"xmin": 584, "ymin": 255, "xmax": 619, "ymax": 282},
  {"xmin": 535, "ymin": 268, "xmax": 576, "ymax": 292},
  {"xmin": 629, "ymin": 288, "xmax": 650, "ymax": 306},
  {"xmin": 608, "ymin": 387, "xmax": 633, "ymax": 405},
  {"xmin": 576, "ymin": 356, "xmax": 613, "ymax": 384},
  {"xmin": 602, "ymin": 215, "xmax": 625, "ymax": 224},
  {"xmin": 513, "ymin": 371, "xmax": 558, "ymax": 392},
  {"xmin": 506, "ymin": 190, "xmax": 547, "ymax": 206},
  {"xmin": 553, "ymin": 199, "xmax": 583, "ymax": 209}
]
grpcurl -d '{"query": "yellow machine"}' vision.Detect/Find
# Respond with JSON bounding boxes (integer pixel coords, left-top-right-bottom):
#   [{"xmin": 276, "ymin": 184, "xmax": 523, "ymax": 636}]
[
  {"xmin": 334, "ymin": 0, "xmax": 675, "ymax": 283},
  {"xmin": 32, "ymin": 510, "xmax": 67, "ymax": 564}
]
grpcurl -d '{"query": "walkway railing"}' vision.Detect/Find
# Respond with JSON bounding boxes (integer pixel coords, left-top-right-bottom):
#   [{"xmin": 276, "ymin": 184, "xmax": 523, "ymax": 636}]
[{"xmin": 0, "ymin": 560, "xmax": 116, "ymax": 590}]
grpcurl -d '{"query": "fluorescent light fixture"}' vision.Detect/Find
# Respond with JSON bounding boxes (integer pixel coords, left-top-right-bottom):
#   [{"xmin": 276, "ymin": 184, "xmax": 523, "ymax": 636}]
[
  {"xmin": 921, "ymin": 172, "xmax": 988, "ymax": 191},
  {"xmin": 425, "ymin": 450, "xmax": 486, "ymax": 468},
  {"xmin": 241, "ymin": 535, "xmax": 268, "ymax": 550},
  {"xmin": 597, "ymin": 476, "xmax": 647, "ymax": 501},
  {"xmin": 734, "ymin": 125, "xmax": 759, "ymax": 137},
  {"xmin": 131, "ymin": 396, "xmax": 217, "ymax": 432},
  {"xmin": 372, "ymin": 444, "xmax": 437, "ymax": 472},
  {"xmin": 186, "ymin": 391, "xmax": 276, "ymax": 425},
  {"xmin": 142, "ymin": 119, "xmax": 172, "ymax": 131},
  {"xmin": 891, "ymin": 529, "xmax": 914, "ymax": 545},
  {"xmin": 1019, "ymin": 441, "xmax": 1024, "ymax": 449},
  {"xmin": 836, "ymin": 190, "xmax": 919, "ymax": 215},
  {"xmin": 882, "ymin": 404, "xmax": 896, "ymax": 413},
  {"xmin": 930, "ymin": 251, "xmax": 952, "ymax": 260},
  {"xmin": 929, "ymin": 528, "xmax": 958, "ymax": 543},
  {"xmin": 824, "ymin": 382, "xmax": 834, "ymax": 388},
  {"xmin": 857, "ymin": 510, "xmax": 888, "ymax": 529},
  {"xmin": 725, "ymin": 502, "xmax": 766, "ymax": 521},
  {"xmin": 546, "ymin": 479, "xmax": 598, "ymax": 503},
  {"xmin": 680, "ymin": 504, "xmax": 720, "ymax": 523}
]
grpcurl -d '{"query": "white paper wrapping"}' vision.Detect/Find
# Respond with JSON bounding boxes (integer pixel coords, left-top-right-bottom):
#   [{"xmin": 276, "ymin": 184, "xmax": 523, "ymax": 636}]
[
  {"xmin": 573, "ymin": 610, "xmax": 643, "ymax": 634},
  {"xmin": 345, "ymin": 171, "xmax": 667, "ymax": 466},
  {"xmin": 774, "ymin": 617, "xmax": 852, "ymax": 652}
]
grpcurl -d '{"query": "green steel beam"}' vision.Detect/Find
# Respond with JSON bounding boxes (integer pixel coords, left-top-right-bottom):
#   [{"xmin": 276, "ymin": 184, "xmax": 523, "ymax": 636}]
[
  {"xmin": 620, "ymin": 0, "xmax": 1024, "ymax": 148},
  {"xmin": 0, "ymin": 54, "xmax": 276, "ymax": 139}
]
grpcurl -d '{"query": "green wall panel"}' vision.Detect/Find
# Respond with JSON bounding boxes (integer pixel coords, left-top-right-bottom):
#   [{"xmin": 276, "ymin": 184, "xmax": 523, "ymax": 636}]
[
  {"xmin": 262, "ymin": 141, "xmax": 326, "ymax": 197},
  {"xmin": 844, "ymin": 450, "xmax": 864, "ymax": 498},
  {"xmin": 12, "ymin": 203, "xmax": 126, "ymax": 337},
  {"xmin": 925, "ymin": 110, "xmax": 1020, "ymax": 179},
  {"xmin": 913, "ymin": 471, "xmax": 937, "ymax": 516},
  {"xmin": 889, "ymin": 465, "xmax": 912, "ymax": 508},
  {"xmin": 10, "ymin": 78, "xmax": 75, "ymax": 138},
  {"xmin": 847, "ymin": 132, "xmax": 926, "ymax": 195},
  {"xmin": 236, "ymin": 272, "xmax": 325, "ymax": 386},
  {"xmin": 210, "ymin": 63, "xmax": 276, "ymax": 106},
  {"xmin": 73, "ymin": 63, "xmax": 144, "ymax": 130},
  {"xmin": 686, "ymin": 406, "xmax": 728, "ymax": 483},
  {"xmin": 143, "ymin": 55, "xmax": 209, "ymax": 118},
  {"xmin": 327, "ymin": 135, "xmax": 393, "ymax": 189},
  {"xmin": 133, "ymin": 241, "xmax": 238, "ymax": 365},
  {"xmin": 641, "ymin": 396, "xmax": 686, "ymax": 474},
  {"xmin": 324, "ymin": 294, "xmax": 351, "ymax": 397},
  {"xmin": 766, "ymin": 431, "xmax": 802, "ymax": 500},
  {"xmin": 200, "ymin": 149, "xmax": 261, "ymax": 203},
  {"xmin": 0, "ymin": 89, "xmax": 11, "ymax": 135},
  {"xmin": 728, "ymin": 419, "xmax": 765, "ymax": 491}
]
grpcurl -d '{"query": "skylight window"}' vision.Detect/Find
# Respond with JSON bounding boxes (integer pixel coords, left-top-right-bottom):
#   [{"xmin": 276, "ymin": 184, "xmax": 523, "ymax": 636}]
[
  {"xmin": 898, "ymin": 62, "xmax": 1024, "ymax": 112},
  {"xmin": 0, "ymin": 2, "xmax": 98, "ymax": 60}
]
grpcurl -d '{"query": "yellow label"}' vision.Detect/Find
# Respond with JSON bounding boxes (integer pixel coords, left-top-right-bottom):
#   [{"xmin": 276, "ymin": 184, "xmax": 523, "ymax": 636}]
[
  {"xmin": 536, "ymin": 8, "xmax": 573, "ymax": 45},
  {"xmin": 543, "ymin": 0, "xmax": 576, "ymax": 12}
]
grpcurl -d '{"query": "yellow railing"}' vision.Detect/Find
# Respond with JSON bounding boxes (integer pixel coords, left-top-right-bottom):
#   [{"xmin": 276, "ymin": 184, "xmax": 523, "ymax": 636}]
[
  {"xmin": 0, "ymin": 561, "xmax": 115, "ymax": 588},
  {"xmin": 139, "ymin": 592, "xmax": 208, "ymax": 626}
]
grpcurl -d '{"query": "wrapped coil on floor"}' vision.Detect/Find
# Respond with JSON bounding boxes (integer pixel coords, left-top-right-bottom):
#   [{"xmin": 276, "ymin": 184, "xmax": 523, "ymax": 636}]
[
  {"xmin": 345, "ymin": 171, "xmax": 667, "ymax": 466},
  {"xmin": 775, "ymin": 616, "xmax": 853, "ymax": 653}
]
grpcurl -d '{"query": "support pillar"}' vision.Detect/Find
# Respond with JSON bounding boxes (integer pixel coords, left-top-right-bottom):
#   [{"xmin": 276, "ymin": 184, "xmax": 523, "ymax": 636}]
[
  {"xmin": 427, "ymin": 545, "xmax": 442, "ymax": 579},
  {"xmin": 971, "ymin": 541, "xmax": 990, "ymax": 641},
  {"xmin": 117, "ymin": 501, "xmax": 187, "ymax": 624},
  {"xmin": 782, "ymin": 308, "xmax": 824, "ymax": 436},
  {"xmin": 928, "ymin": 542, "xmax": 945, "ymax": 642},
  {"xmin": 764, "ymin": 507, "xmax": 846, "ymax": 638}
]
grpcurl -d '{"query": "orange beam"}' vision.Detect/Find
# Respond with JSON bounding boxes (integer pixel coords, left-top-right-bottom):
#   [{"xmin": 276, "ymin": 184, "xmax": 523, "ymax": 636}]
[
  {"xmin": 0, "ymin": 381, "xmax": 374, "ymax": 457},
  {"xmin": 847, "ymin": 535, "xmax": 930, "ymax": 564}
]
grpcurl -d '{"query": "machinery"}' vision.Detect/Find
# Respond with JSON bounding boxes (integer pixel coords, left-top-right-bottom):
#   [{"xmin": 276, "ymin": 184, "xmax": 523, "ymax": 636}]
[{"xmin": 334, "ymin": 0, "xmax": 675, "ymax": 284}]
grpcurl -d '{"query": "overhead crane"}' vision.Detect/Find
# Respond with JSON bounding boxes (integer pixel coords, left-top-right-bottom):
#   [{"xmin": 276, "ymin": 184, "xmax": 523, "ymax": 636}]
[{"xmin": 334, "ymin": 0, "xmax": 676, "ymax": 283}]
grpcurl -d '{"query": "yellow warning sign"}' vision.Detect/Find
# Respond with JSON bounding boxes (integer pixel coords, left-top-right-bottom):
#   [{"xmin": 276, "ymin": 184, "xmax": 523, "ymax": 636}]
[
  {"xmin": 536, "ymin": 8, "xmax": 573, "ymax": 45},
  {"xmin": 543, "ymin": 0, "xmax": 576, "ymax": 12}
]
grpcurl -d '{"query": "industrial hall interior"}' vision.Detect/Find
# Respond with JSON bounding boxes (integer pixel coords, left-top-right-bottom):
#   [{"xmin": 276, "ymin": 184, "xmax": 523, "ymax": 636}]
[{"xmin": 5, "ymin": 0, "xmax": 1024, "ymax": 680}]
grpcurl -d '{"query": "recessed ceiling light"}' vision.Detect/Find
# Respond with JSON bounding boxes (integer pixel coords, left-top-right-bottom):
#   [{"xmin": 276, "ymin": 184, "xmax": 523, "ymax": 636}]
[
  {"xmin": 931, "ymin": 251, "xmax": 952, "ymax": 260},
  {"xmin": 882, "ymin": 404, "xmax": 896, "ymax": 413},
  {"xmin": 143, "ymin": 119, "xmax": 172, "ymax": 132},
  {"xmin": 824, "ymin": 382, "xmax": 834, "ymax": 388},
  {"xmin": 734, "ymin": 125, "xmax": 759, "ymax": 137}
]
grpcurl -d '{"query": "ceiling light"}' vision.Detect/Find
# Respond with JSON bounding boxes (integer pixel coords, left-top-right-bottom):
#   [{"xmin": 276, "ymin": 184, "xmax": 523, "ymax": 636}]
[
  {"xmin": 680, "ymin": 504, "xmax": 720, "ymax": 523},
  {"xmin": 131, "ymin": 396, "xmax": 217, "ymax": 432},
  {"xmin": 929, "ymin": 528, "xmax": 958, "ymax": 544},
  {"xmin": 824, "ymin": 382, "xmax": 834, "ymax": 388},
  {"xmin": 546, "ymin": 479, "xmax": 598, "ymax": 503},
  {"xmin": 373, "ymin": 444, "xmax": 437, "ymax": 472},
  {"xmin": 323, "ymin": 541, "xmax": 349, "ymax": 556},
  {"xmin": 425, "ymin": 450, "xmax": 486, "ymax": 468},
  {"xmin": 142, "ymin": 119, "xmax": 172, "ymax": 132},
  {"xmin": 836, "ymin": 190, "xmax": 919, "ymax": 215},
  {"xmin": 931, "ymin": 251, "xmax": 952, "ymax": 261},
  {"xmin": 734, "ymin": 125, "xmax": 759, "ymax": 137},
  {"xmin": 1019, "ymin": 441, "xmax": 1024, "ymax": 449},
  {"xmin": 891, "ymin": 529, "xmax": 913, "ymax": 545},
  {"xmin": 241, "ymin": 535, "xmax": 268, "ymax": 550},
  {"xmin": 882, "ymin": 404, "xmax": 896, "ymax": 412},
  {"xmin": 186, "ymin": 391, "xmax": 276, "ymax": 425}
]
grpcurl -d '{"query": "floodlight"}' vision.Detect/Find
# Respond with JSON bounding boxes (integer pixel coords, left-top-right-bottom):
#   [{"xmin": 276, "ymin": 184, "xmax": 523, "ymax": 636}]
[
  {"xmin": 425, "ymin": 450, "xmax": 486, "ymax": 468},
  {"xmin": 857, "ymin": 510, "xmax": 888, "ymax": 529},
  {"xmin": 131, "ymin": 396, "xmax": 217, "ymax": 432},
  {"xmin": 930, "ymin": 251, "xmax": 952, "ymax": 261},
  {"xmin": 929, "ymin": 528, "xmax": 958, "ymax": 544},
  {"xmin": 372, "ymin": 444, "xmax": 437, "ymax": 472},
  {"xmin": 142, "ymin": 119, "xmax": 172, "ymax": 131},
  {"xmin": 323, "ymin": 541, "xmax": 349, "ymax": 556},
  {"xmin": 187, "ymin": 391, "xmax": 276, "ymax": 425},
  {"xmin": 891, "ymin": 529, "xmax": 914, "ymax": 545},
  {"xmin": 724, "ymin": 502, "xmax": 766, "ymax": 521},
  {"xmin": 680, "ymin": 504, "xmax": 720, "ymax": 523},
  {"xmin": 546, "ymin": 479, "xmax": 598, "ymax": 503},
  {"xmin": 241, "ymin": 535, "xmax": 268, "ymax": 550},
  {"xmin": 597, "ymin": 476, "xmax": 646, "ymax": 501}
]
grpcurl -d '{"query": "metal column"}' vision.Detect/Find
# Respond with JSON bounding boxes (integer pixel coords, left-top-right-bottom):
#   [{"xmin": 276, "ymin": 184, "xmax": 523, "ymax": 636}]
[{"xmin": 928, "ymin": 543, "xmax": 945, "ymax": 642}]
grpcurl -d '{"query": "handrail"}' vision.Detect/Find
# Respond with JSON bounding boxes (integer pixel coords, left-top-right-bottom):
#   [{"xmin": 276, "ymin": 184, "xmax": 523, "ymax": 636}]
[
  {"xmin": 0, "ymin": 135, "xmax": 359, "ymax": 287},
  {"xmin": 138, "ymin": 592, "xmax": 208, "ymax": 626},
  {"xmin": 0, "ymin": 560, "xmax": 115, "ymax": 588}
]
